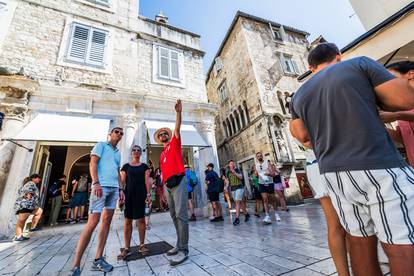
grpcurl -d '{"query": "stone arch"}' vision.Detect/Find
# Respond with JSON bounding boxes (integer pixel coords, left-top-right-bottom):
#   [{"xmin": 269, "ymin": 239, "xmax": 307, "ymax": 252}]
[
  {"xmin": 222, "ymin": 121, "xmax": 228, "ymax": 138},
  {"xmin": 243, "ymin": 101, "xmax": 250, "ymax": 123},
  {"xmin": 233, "ymin": 110, "xmax": 241, "ymax": 131},
  {"xmin": 229, "ymin": 114, "xmax": 236, "ymax": 135},
  {"xmin": 238, "ymin": 105, "xmax": 246, "ymax": 127}
]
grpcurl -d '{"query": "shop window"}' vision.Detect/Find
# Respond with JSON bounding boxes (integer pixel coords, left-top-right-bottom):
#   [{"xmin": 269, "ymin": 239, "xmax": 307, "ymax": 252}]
[{"xmin": 66, "ymin": 23, "xmax": 108, "ymax": 67}]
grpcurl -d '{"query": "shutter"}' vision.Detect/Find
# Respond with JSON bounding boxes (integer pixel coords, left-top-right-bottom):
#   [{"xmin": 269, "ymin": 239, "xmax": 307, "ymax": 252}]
[
  {"xmin": 170, "ymin": 51, "xmax": 179, "ymax": 80},
  {"xmin": 214, "ymin": 57, "xmax": 223, "ymax": 72},
  {"xmin": 68, "ymin": 24, "xmax": 90, "ymax": 62},
  {"xmin": 87, "ymin": 29, "xmax": 107, "ymax": 66},
  {"xmin": 159, "ymin": 47, "xmax": 170, "ymax": 78}
]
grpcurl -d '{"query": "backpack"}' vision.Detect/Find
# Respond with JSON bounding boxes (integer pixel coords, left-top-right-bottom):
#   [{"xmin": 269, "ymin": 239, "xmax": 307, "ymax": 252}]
[
  {"xmin": 217, "ymin": 177, "xmax": 224, "ymax": 193},
  {"xmin": 48, "ymin": 182, "xmax": 60, "ymax": 197},
  {"xmin": 189, "ymin": 171, "xmax": 198, "ymax": 188}
]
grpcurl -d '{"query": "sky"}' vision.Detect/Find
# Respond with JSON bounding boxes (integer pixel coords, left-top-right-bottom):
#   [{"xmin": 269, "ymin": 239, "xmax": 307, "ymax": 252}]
[{"xmin": 140, "ymin": 0, "xmax": 366, "ymax": 73}]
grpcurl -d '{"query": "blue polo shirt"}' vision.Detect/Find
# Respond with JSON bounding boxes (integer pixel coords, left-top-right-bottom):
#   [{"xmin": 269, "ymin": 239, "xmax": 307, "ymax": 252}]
[{"xmin": 91, "ymin": 142, "xmax": 120, "ymax": 188}]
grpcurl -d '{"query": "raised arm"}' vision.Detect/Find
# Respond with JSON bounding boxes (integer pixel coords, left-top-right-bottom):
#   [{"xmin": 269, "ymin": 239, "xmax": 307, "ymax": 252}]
[{"xmin": 174, "ymin": 99, "xmax": 182, "ymax": 139}]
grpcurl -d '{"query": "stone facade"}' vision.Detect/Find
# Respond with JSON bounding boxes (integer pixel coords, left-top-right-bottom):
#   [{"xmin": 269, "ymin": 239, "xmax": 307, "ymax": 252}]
[
  {"xmin": 206, "ymin": 12, "xmax": 311, "ymax": 202},
  {"xmin": 0, "ymin": 0, "xmax": 217, "ymax": 237}
]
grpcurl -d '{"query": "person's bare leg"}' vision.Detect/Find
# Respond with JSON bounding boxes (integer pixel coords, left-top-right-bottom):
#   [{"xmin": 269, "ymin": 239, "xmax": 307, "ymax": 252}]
[
  {"xmin": 382, "ymin": 243, "xmax": 414, "ymax": 275},
  {"xmin": 80, "ymin": 206, "xmax": 86, "ymax": 219},
  {"xmin": 138, "ymin": 218, "xmax": 146, "ymax": 245},
  {"xmin": 66, "ymin": 208, "xmax": 72, "ymax": 221},
  {"xmin": 124, "ymin": 218, "xmax": 133, "ymax": 249},
  {"xmin": 95, "ymin": 209, "xmax": 115, "ymax": 259},
  {"xmin": 73, "ymin": 206, "xmax": 79, "ymax": 220},
  {"xmin": 217, "ymin": 201, "xmax": 223, "ymax": 217},
  {"xmin": 73, "ymin": 213, "xmax": 100, "ymax": 267},
  {"xmin": 319, "ymin": 197, "xmax": 351, "ymax": 276},
  {"xmin": 261, "ymin": 193, "xmax": 269, "ymax": 215},
  {"xmin": 31, "ymin": 208, "xmax": 43, "ymax": 228},
  {"xmin": 188, "ymin": 199, "xmax": 194, "ymax": 216},
  {"xmin": 277, "ymin": 190, "xmax": 287, "ymax": 210},
  {"xmin": 225, "ymin": 193, "xmax": 232, "ymax": 209},
  {"xmin": 348, "ymin": 235, "xmax": 381, "ymax": 276},
  {"xmin": 15, "ymin": 213, "xmax": 30, "ymax": 237},
  {"xmin": 235, "ymin": 200, "xmax": 240, "ymax": 218}
]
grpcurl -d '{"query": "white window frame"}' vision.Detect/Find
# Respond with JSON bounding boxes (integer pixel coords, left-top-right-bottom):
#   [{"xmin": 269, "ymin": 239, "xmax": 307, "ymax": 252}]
[
  {"xmin": 88, "ymin": 0, "xmax": 111, "ymax": 7},
  {"xmin": 56, "ymin": 17, "xmax": 113, "ymax": 74},
  {"xmin": 152, "ymin": 44, "xmax": 185, "ymax": 87},
  {"xmin": 218, "ymin": 81, "xmax": 228, "ymax": 102},
  {"xmin": 157, "ymin": 46, "xmax": 180, "ymax": 81},
  {"xmin": 280, "ymin": 53, "xmax": 301, "ymax": 75},
  {"xmin": 65, "ymin": 22, "xmax": 109, "ymax": 68},
  {"xmin": 75, "ymin": 0, "xmax": 116, "ymax": 13}
]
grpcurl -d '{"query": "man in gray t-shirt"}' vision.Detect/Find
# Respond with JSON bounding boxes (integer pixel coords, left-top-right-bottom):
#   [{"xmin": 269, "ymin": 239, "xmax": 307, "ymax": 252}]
[{"xmin": 290, "ymin": 43, "xmax": 414, "ymax": 275}]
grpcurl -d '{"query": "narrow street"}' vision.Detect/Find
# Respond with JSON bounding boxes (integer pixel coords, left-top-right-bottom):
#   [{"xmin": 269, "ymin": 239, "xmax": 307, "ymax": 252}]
[{"xmin": 0, "ymin": 201, "xmax": 389, "ymax": 276}]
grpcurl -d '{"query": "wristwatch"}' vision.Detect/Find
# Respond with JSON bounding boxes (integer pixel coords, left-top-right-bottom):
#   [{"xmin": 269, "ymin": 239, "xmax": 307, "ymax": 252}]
[{"xmin": 92, "ymin": 181, "xmax": 100, "ymax": 186}]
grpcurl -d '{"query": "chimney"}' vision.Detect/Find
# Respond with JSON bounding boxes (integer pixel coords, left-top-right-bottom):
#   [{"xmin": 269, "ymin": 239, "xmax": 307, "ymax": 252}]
[{"xmin": 155, "ymin": 11, "xmax": 168, "ymax": 24}]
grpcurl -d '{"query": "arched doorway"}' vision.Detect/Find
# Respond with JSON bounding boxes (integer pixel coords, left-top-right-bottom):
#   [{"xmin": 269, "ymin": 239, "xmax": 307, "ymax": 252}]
[{"xmin": 68, "ymin": 154, "xmax": 90, "ymax": 186}]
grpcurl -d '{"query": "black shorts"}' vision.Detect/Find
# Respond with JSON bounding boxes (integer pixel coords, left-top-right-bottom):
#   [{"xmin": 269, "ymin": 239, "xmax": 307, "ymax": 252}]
[
  {"xmin": 253, "ymin": 187, "xmax": 262, "ymax": 200},
  {"xmin": 188, "ymin": 192, "xmax": 192, "ymax": 200},
  {"xmin": 208, "ymin": 192, "xmax": 220, "ymax": 202},
  {"xmin": 259, "ymin": 184, "xmax": 274, "ymax": 194},
  {"xmin": 16, "ymin": 208, "xmax": 34, "ymax": 215}
]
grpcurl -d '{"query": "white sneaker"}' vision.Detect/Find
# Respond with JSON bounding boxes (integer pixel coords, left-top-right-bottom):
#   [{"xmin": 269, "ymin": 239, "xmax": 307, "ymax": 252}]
[
  {"xmin": 263, "ymin": 215, "xmax": 272, "ymax": 224},
  {"xmin": 275, "ymin": 213, "xmax": 281, "ymax": 221}
]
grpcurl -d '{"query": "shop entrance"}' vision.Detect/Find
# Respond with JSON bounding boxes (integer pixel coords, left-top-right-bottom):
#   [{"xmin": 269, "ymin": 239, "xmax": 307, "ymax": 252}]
[{"xmin": 31, "ymin": 143, "xmax": 93, "ymax": 227}]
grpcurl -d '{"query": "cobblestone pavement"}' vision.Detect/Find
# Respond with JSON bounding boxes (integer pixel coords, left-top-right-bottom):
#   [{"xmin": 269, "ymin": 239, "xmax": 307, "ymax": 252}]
[{"xmin": 0, "ymin": 200, "xmax": 390, "ymax": 276}]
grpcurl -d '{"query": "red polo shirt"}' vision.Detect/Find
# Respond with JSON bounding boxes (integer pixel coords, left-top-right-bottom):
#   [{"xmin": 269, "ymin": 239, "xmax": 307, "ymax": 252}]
[{"xmin": 160, "ymin": 135, "xmax": 185, "ymax": 183}]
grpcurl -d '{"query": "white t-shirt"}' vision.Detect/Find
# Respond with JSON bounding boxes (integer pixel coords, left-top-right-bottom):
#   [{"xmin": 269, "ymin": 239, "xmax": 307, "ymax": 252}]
[{"xmin": 255, "ymin": 161, "xmax": 272, "ymax": 185}]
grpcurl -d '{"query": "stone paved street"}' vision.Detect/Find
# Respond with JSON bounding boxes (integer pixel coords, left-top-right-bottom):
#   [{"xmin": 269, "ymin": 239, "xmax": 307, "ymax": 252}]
[{"xmin": 0, "ymin": 201, "xmax": 389, "ymax": 276}]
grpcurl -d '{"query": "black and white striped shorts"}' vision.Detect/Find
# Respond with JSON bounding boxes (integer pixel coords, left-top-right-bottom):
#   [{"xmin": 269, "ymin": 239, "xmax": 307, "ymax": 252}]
[{"xmin": 323, "ymin": 166, "xmax": 414, "ymax": 245}]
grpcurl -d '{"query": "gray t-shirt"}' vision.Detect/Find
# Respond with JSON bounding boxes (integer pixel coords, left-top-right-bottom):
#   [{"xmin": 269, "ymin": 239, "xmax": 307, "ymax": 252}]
[{"xmin": 291, "ymin": 56, "xmax": 406, "ymax": 173}]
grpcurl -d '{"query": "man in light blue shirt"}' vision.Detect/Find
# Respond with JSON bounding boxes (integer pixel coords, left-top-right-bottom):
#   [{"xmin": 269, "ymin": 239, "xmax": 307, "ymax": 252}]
[{"xmin": 70, "ymin": 127, "xmax": 125, "ymax": 275}]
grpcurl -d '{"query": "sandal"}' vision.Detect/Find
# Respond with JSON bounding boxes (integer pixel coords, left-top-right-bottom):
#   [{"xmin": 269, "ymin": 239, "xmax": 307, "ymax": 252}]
[
  {"xmin": 117, "ymin": 248, "xmax": 131, "ymax": 260},
  {"xmin": 138, "ymin": 244, "xmax": 149, "ymax": 255}
]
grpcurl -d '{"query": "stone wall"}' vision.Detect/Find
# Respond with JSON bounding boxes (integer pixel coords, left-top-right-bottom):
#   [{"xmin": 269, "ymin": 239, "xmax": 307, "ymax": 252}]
[{"xmin": 0, "ymin": 0, "xmax": 207, "ymax": 103}]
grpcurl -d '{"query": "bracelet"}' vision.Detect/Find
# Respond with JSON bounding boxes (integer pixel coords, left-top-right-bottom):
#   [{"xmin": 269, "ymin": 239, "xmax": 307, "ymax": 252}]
[
  {"xmin": 146, "ymin": 193, "xmax": 151, "ymax": 197},
  {"xmin": 92, "ymin": 181, "xmax": 100, "ymax": 185}
]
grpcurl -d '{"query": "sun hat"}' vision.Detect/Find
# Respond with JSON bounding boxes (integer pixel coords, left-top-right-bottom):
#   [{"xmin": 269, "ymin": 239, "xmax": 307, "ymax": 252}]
[{"xmin": 154, "ymin": 127, "xmax": 172, "ymax": 144}]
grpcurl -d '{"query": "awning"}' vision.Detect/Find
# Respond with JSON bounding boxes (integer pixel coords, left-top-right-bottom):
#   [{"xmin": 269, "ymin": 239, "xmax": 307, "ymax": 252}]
[
  {"xmin": 145, "ymin": 120, "xmax": 209, "ymax": 147},
  {"xmin": 12, "ymin": 114, "xmax": 110, "ymax": 142}
]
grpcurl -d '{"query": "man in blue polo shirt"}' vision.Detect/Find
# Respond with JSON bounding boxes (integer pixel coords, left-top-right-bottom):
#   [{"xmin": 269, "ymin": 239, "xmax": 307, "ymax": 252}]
[{"xmin": 70, "ymin": 127, "xmax": 125, "ymax": 275}]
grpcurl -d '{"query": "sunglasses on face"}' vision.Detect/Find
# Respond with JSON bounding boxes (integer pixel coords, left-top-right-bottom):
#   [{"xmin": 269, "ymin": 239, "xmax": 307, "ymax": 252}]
[
  {"xmin": 158, "ymin": 132, "xmax": 169, "ymax": 137},
  {"xmin": 113, "ymin": 130, "xmax": 124, "ymax": 136},
  {"xmin": 132, "ymin": 148, "xmax": 142, "ymax": 152}
]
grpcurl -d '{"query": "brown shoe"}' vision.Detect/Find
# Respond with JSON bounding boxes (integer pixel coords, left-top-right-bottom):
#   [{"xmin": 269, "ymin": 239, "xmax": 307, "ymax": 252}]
[{"xmin": 117, "ymin": 248, "xmax": 131, "ymax": 260}]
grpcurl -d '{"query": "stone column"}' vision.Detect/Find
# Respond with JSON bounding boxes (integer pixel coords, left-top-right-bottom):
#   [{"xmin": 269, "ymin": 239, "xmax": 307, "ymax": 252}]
[
  {"xmin": 0, "ymin": 76, "xmax": 39, "ymax": 238},
  {"xmin": 194, "ymin": 120, "xmax": 219, "ymax": 217},
  {"xmin": 121, "ymin": 115, "xmax": 138, "ymax": 165}
]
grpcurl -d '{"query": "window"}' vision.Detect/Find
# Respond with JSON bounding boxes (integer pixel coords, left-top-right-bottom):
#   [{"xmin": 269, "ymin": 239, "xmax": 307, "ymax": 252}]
[
  {"xmin": 66, "ymin": 23, "xmax": 108, "ymax": 67},
  {"xmin": 272, "ymin": 28, "xmax": 283, "ymax": 41},
  {"xmin": 280, "ymin": 54, "xmax": 301, "ymax": 75},
  {"xmin": 218, "ymin": 81, "xmax": 227, "ymax": 102},
  {"xmin": 86, "ymin": 0, "xmax": 110, "ymax": 6},
  {"xmin": 157, "ymin": 46, "xmax": 180, "ymax": 81}
]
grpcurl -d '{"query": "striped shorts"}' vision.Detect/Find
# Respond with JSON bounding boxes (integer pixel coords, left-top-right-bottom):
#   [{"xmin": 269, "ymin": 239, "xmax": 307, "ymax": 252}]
[{"xmin": 323, "ymin": 166, "xmax": 414, "ymax": 245}]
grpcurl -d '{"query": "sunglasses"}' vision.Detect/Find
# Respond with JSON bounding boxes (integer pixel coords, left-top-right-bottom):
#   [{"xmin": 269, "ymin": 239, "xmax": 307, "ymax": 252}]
[
  {"xmin": 113, "ymin": 130, "xmax": 124, "ymax": 136},
  {"xmin": 158, "ymin": 132, "xmax": 169, "ymax": 137},
  {"xmin": 132, "ymin": 148, "xmax": 142, "ymax": 152}
]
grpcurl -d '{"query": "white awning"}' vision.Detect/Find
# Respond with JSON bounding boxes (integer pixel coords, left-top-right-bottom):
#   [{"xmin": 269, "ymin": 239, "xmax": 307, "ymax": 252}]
[
  {"xmin": 145, "ymin": 120, "xmax": 209, "ymax": 147},
  {"xmin": 12, "ymin": 114, "xmax": 110, "ymax": 142}
]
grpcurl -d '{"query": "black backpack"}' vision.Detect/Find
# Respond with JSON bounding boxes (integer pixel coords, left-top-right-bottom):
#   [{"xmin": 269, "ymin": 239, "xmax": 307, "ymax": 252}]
[{"xmin": 48, "ymin": 182, "xmax": 59, "ymax": 197}]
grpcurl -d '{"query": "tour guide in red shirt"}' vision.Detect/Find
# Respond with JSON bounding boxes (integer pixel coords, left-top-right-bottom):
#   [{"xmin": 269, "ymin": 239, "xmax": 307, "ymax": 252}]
[{"xmin": 155, "ymin": 99, "xmax": 188, "ymax": 266}]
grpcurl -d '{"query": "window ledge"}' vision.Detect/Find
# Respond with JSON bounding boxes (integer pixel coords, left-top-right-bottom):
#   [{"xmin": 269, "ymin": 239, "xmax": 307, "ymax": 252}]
[
  {"xmin": 57, "ymin": 59, "xmax": 112, "ymax": 74},
  {"xmin": 74, "ymin": 0, "xmax": 115, "ymax": 13},
  {"xmin": 152, "ymin": 77, "xmax": 185, "ymax": 88},
  {"xmin": 283, "ymin": 72, "xmax": 299, "ymax": 77}
]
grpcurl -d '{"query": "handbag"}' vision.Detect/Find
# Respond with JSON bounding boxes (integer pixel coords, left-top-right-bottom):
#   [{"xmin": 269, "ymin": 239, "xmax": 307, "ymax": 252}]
[{"xmin": 166, "ymin": 174, "xmax": 184, "ymax": 189}]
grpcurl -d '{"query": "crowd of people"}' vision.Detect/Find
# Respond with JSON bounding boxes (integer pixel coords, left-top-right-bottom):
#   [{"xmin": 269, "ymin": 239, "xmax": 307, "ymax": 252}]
[{"xmin": 10, "ymin": 47, "xmax": 414, "ymax": 276}]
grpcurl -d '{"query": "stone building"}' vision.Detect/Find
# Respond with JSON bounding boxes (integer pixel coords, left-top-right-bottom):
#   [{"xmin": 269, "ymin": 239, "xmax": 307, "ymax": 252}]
[
  {"xmin": 0, "ymin": 0, "xmax": 218, "ymax": 237},
  {"xmin": 206, "ymin": 11, "xmax": 311, "ymax": 202}
]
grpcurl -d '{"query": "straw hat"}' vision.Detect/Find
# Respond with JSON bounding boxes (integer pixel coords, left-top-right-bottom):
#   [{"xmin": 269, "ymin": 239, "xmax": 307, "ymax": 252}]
[{"xmin": 154, "ymin": 127, "xmax": 172, "ymax": 144}]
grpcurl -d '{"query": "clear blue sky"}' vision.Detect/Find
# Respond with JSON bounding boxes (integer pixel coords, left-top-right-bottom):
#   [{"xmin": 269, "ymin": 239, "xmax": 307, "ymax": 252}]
[{"xmin": 140, "ymin": 0, "xmax": 365, "ymax": 73}]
